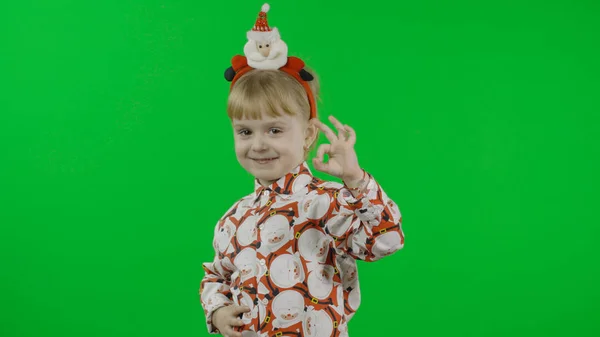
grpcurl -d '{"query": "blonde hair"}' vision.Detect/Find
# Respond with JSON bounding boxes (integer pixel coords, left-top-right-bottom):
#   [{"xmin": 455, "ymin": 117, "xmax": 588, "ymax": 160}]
[{"xmin": 227, "ymin": 68, "xmax": 320, "ymax": 121}]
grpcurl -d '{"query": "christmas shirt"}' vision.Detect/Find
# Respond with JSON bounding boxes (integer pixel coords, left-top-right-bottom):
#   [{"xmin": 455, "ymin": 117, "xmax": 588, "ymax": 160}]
[{"xmin": 199, "ymin": 161, "xmax": 405, "ymax": 336}]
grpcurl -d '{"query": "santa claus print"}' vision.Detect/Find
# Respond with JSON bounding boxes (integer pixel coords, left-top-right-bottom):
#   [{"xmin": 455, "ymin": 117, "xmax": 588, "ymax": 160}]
[
  {"xmin": 270, "ymin": 252, "xmax": 305, "ymax": 288},
  {"xmin": 324, "ymin": 210, "xmax": 356, "ymax": 238},
  {"xmin": 258, "ymin": 214, "xmax": 293, "ymax": 255},
  {"xmin": 298, "ymin": 228, "xmax": 330, "ymax": 263},
  {"xmin": 303, "ymin": 193, "xmax": 331, "ymax": 220},
  {"xmin": 234, "ymin": 247, "xmax": 265, "ymax": 282},
  {"xmin": 387, "ymin": 198, "xmax": 402, "ymax": 223},
  {"xmin": 302, "ymin": 306, "xmax": 334, "ymax": 337},
  {"xmin": 202, "ymin": 292, "xmax": 230, "ymax": 315},
  {"xmin": 290, "ymin": 172, "xmax": 312, "ymax": 194},
  {"xmin": 239, "ymin": 291, "xmax": 261, "ymax": 325},
  {"xmin": 307, "ymin": 264, "xmax": 335, "ymax": 300},
  {"xmin": 271, "ymin": 290, "xmax": 306, "ymax": 328},
  {"xmin": 347, "ymin": 287, "xmax": 361, "ymax": 311},
  {"xmin": 339, "ymin": 261, "xmax": 358, "ymax": 290},
  {"xmin": 236, "ymin": 214, "xmax": 258, "ymax": 247},
  {"xmin": 349, "ymin": 228, "xmax": 369, "ymax": 260},
  {"xmin": 372, "ymin": 231, "xmax": 404, "ymax": 259},
  {"xmin": 215, "ymin": 219, "xmax": 236, "ymax": 254}
]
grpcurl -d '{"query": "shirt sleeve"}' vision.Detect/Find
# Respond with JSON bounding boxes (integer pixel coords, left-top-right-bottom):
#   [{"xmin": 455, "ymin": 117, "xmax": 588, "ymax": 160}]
[
  {"xmin": 199, "ymin": 218, "xmax": 235, "ymax": 334},
  {"xmin": 324, "ymin": 171, "xmax": 405, "ymax": 262}
]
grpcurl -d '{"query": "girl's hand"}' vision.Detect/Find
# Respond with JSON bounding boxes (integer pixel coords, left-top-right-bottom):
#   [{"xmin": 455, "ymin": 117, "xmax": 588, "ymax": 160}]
[
  {"xmin": 312, "ymin": 116, "xmax": 364, "ymax": 182},
  {"xmin": 212, "ymin": 305, "xmax": 250, "ymax": 337}
]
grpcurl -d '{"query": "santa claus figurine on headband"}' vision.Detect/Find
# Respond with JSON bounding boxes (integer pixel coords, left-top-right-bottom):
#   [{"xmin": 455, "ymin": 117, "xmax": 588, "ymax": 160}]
[
  {"xmin": 243, "ymin": 3, "xmax": 288, "ymax": 69},
  {"xmin": 225, "ymin": 3, "xmax": 314, "ymax": 89}
]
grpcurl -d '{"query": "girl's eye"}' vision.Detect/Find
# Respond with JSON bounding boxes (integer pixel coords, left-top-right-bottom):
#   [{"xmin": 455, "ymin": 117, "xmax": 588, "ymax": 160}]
[
  {"xmin": 266, "ymin": 44, "xmax": 270, "ymax": 47},
  {"xmin": 238, "ymin": 130, "xmax": 250, "ymax": 136},
  {"xmin": 270, "ymin": 128, "xmax": 282, "ymax": 134},
  {"xmin": 258, "ymin": 45, "xmax": 263, "ymax": 48}
]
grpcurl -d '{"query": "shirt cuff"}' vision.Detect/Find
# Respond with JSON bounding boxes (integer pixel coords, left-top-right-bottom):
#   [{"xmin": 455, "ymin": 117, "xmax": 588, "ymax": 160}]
[{"xmin": 340, "ymin": 172, "xmax": 375, "ymax": 207}]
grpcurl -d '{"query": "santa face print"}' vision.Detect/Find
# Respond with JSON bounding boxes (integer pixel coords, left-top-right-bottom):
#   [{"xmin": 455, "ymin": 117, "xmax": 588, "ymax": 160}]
[
  {"xmin": 307, "ymin": 264, "xmax": 334, "ymax": 299},
  {"xmin": 348, "ymin": 287, "xmax": 361, "ymax": 311},
  {"xmin": 215, "ymin": 219, "xmax": 236, "ymax": 253},
  {"xmin": 300, "ymin": 193, "xmax": 331, "ymax": 220},
  {"xmin": 291, "ymin": 173, "xmax": 312, "ymax": 195},
  {"xmin": 237, "ymin": 215, "xmax": 258, "ymax": 247},
  {"xmin": 337, "ymin": 313, "xmax": 352, "ymax": 337},
  {"xmin": 302, "ymin": 307, "xmax": 334, "ymax": 337},
  {"xmin": 324, "ymin": 212, "xmax": 355, "ymax": 238},
  {"xmin": 239, "ymin": 292, "xmax": 258, "ymax": 324},
  {"xmin": 271, "ymin": 290, "xmax": 305, "ymax": 328},
  {"xmin": 234, "ymin": 248, "xmax": 262, "ymax": 282},
  {"xmin": 270, "ymin": 253, "xmax": 305, "ymax": 288},
  {"xmin": 232, "ymin": 114, "xmax": 311, "ymax": 187},
  {"xmin": 258, "ymin": 214, "xmax": 292, "ymax": 254},
  {"xmin": 349, "ymin": 229, "xmax": 369, "ymax": 259},
  {"xmin": 302, "ymin": 199, "xmax": 312, "ymax": 213},
  {"xmin": 372, "ymin": 231, "xmax": 403, "ymax": 259},
  {"xmin": 203, "ymin": 292, "xmax": 230, "ymax": 313},
  {"xmin": 387, "ymin": 199, "xmax": 401, "ymax": 222},
  {"xmin": 342, "ymin": 265, "xmax": 358, "ymax": 289},
  {"xmin": 298, "ymin": 228, "xmax": 330, "ymax": 263}
]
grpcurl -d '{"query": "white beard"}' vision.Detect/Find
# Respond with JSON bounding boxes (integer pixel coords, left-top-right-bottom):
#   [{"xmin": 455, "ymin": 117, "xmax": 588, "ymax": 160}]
[{"xmin": 244, "ymin": 39, "xmax": 288, "ymax": 70}]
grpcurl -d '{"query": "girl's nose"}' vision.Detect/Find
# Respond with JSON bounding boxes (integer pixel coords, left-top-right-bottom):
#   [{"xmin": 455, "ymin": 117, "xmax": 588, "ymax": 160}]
[{"xmin": 251, "ymin": 135, "xmax": 267, "ymax": 150}]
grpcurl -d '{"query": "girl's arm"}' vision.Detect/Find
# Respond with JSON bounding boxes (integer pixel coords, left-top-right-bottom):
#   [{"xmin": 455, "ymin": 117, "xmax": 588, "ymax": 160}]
[
  {"xmin": 325, "ymin": 171, "xmax": 405, "ymax": 262},
  {"xmin": 199, "ymin": 219, "xmax": 234, "ymax": 334}
]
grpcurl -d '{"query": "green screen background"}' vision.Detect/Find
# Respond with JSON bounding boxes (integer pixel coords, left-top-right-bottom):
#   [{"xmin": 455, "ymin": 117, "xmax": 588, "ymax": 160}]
[{"xmin": 1, "ymin": 1, "xmax": 598, "ymax": 336}]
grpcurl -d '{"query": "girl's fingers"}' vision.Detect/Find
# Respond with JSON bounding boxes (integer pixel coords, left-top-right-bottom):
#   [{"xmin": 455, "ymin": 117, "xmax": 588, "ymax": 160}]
[
  {"xmin": 314, "ymin": 119, "xmax": 338, "ymax": 143},
  {"xmin": 312, "ymin": 157, "xmax": 332, "ymax": 175},
  {"xmin": 328, "ymin": 116, "xmax": 347, "ymax": 140},
  {"xmin": 223, "ymin": 327, "xmax": 242, "ymax": 337},
  {"xmin": 230, "ymin": 318, "xmax": 245, "ymax": 327},
  {"xmin": 315, "ymin": 144, "xmax": 331, "ymax": 162},
  {"xmin": 313, "ymin": 144, "xmax": 331, "ymax": 173},
  {"xmin": 233, "ymin": 306, "xmax": 251, "ymax": 315},
  {"xmin": 345, "ymin": 125, "xmax": 356, "ymax": 145}
]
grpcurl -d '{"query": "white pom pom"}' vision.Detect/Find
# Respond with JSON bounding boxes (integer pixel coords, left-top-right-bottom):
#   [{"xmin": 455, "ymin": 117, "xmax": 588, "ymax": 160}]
[{"xmin": 262, "ymin": 3, "xmax": 270, "ymax": 12}]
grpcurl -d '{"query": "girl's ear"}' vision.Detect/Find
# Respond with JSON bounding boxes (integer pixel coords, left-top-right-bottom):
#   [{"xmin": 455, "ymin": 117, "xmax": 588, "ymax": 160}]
[{"xmin": 305, "ymin": 119, "xmax": 319, "ymax": 148}]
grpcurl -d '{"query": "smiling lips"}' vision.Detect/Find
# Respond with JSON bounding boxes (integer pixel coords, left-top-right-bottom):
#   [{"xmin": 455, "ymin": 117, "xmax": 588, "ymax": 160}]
[{"xmin": 253, "ymin": 157, "xmax": 278, "ymax": 164}]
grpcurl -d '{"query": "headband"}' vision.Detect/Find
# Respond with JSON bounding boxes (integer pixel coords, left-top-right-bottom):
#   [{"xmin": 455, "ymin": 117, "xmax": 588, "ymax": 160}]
[{"xmin": 223, "ymin": 3, "xmax": 316, "ymax": 119}]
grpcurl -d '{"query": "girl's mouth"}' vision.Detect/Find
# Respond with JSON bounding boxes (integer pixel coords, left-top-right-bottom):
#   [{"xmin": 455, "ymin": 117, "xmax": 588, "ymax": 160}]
[{"xmin": 253, "ymin": 157, "xmax": 278, "ymax": 164}]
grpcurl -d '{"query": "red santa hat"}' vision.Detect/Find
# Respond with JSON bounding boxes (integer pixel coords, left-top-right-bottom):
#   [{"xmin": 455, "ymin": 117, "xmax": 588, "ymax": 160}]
[{"xmin": 247, "ymin": 3, "xmax": 280, "ymax": 42}]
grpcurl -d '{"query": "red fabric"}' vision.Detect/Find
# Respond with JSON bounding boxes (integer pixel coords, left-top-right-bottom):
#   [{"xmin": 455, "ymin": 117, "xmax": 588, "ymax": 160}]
[{"xmin": 253, "ymin": 11, "xmax": 270, "ymax": 31}]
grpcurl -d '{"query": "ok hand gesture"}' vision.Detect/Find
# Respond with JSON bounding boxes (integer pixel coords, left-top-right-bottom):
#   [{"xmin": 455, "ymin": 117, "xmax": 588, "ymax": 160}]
[{"xmin": 312, "ymin": 116, "xmax": 364, "ymax": 183}]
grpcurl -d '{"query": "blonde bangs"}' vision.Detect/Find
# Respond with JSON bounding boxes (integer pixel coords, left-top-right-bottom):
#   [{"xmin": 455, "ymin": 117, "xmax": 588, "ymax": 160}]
[{"xmin": 227, "ymin": 69, "xmax": 312, "ymax": 120}]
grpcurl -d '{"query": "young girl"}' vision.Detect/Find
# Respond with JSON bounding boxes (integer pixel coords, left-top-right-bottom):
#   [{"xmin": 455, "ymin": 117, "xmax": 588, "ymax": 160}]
[{"xmin": 200, "ymin": 4, "xmax": 404, "ymax": 337}]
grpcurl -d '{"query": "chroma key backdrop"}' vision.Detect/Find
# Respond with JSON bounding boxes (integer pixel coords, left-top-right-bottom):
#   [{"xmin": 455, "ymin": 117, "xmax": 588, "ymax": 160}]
[{"xmin": 1, "ymin": 1, "xmax": 598, "ymax": 337}]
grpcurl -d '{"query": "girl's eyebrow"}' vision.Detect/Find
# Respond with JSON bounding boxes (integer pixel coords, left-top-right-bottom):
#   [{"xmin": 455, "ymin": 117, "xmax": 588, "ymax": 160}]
[
  {"xmin": 232, "ymin": 122, "xmax": 252, "ymax": 128},
  {"xmin": 234, "ymin": 121, "xmax": 288, "ymax": 128},
  {"xmin": 264, "ymin": 120, "xmax": 288, "ymax": 126}
]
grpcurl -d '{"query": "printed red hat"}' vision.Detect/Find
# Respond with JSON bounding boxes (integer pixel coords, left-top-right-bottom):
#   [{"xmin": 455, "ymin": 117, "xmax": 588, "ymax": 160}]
[{"xmin": 247, "ymin": 3, "xmax": 280, "ymax": 42}]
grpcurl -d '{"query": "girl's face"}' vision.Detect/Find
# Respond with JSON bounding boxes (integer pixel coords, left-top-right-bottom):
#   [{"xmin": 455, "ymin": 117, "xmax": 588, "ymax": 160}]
[{"xmin": 232, "ymin": 113, "xmax": 315, "ymax": 187}]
